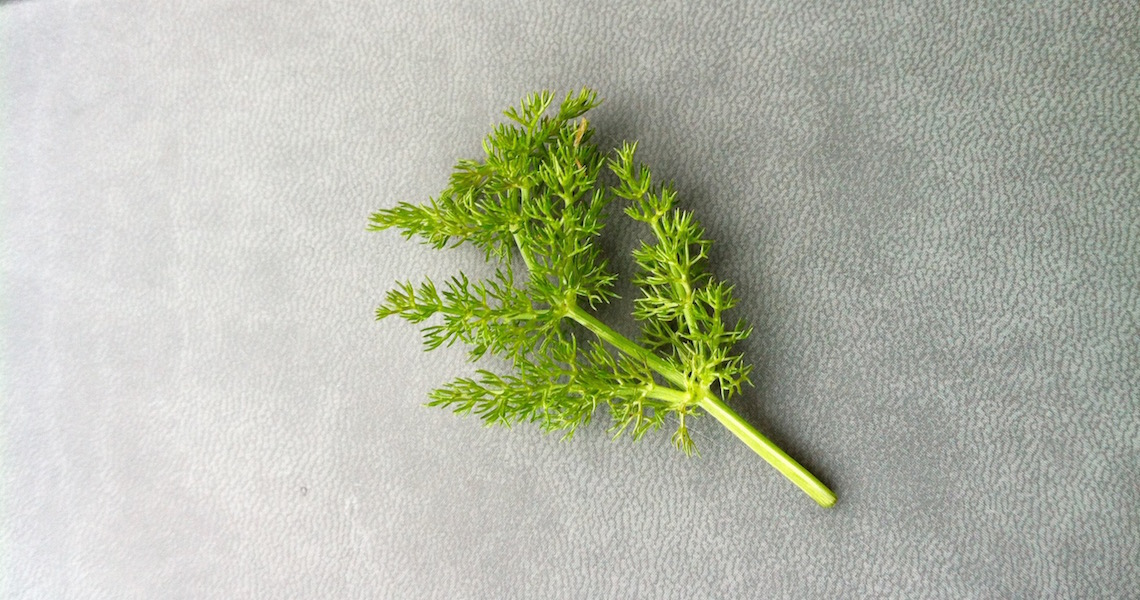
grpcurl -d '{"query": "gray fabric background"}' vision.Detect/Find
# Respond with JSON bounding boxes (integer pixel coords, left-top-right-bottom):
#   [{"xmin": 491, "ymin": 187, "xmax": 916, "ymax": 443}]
[{"xmin": 4, "ymin": 1, "xmax": 1138, "ymax": 598}]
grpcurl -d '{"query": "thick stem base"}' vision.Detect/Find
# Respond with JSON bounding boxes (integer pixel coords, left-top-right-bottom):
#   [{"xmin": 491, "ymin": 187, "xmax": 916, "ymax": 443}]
[{"xmin": 566, "ymin": 303, "xmax": 836, "ymax": 507}]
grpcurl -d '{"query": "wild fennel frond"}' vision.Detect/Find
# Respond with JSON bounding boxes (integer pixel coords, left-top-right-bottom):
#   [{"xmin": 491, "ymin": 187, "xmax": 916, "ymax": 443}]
[{"xmin": 370, "ymin": 89, "xmax": 835, "ymax": 507}]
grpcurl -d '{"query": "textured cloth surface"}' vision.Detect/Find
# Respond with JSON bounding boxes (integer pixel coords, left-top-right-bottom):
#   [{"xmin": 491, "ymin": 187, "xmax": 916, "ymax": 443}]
[{"xmin": 4, "ymin": 1, "xmax": 1138, "ymax": 598}]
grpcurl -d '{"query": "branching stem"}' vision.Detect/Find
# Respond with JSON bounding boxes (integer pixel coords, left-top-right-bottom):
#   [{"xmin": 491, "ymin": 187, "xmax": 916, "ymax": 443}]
[
  {"xmin": 566, "ymin": 302, "xmax": 836, "ymax": 507},
  {"xmin": 565, "ymin": 303, "xmax": 683, "ymax": 385}
]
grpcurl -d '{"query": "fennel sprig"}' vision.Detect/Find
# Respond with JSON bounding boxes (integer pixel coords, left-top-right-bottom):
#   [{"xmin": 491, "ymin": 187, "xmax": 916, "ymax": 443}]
[{"xmin": 371, "ymin": 89, "xmax": 835, "ymax": 507}]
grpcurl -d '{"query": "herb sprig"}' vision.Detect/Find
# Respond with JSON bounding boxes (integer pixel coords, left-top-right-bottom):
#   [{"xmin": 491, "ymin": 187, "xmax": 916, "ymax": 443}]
[{"xmin": 371, "ymin": 89, "xmax": 836, "ymax": 507}]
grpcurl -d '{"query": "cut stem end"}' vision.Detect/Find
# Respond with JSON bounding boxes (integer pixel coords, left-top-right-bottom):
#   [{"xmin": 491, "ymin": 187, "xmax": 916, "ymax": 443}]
[{"xmin": 698, "ymin": 392, "xmax": 836, "ymax": 508}]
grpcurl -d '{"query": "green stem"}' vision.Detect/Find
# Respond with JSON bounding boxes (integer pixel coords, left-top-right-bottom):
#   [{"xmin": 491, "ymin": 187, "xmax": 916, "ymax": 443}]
[
  {"xmin": 513, "ymin": 232, "xmax": 538, "ymax": 273},
  {"xmin": 565, "ymin": 303, "xmax": 836, "ymax": 508},
  {"xmin": 565, "ymin": 304, "xmax": 685, "ymax": 386},
  {"xmin": 644, "ymin": 384, "xmax": 689, "ymax": 405},
  {"xmin": 514, "ymin": 188, "xmax": 539, "ymax": 273},
  {"xmin": 698, "ymin": 391, "xmax": 836, "ymax": 507}
]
